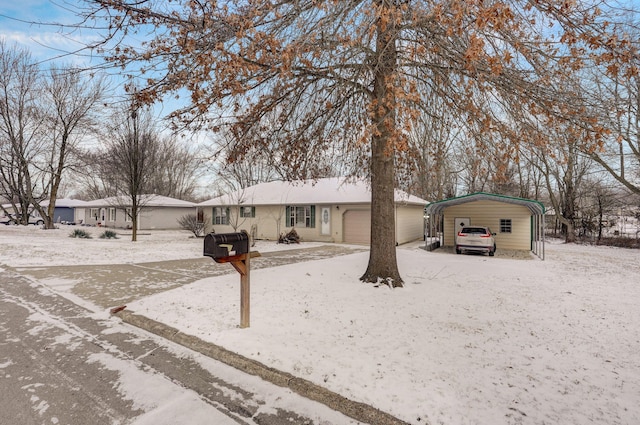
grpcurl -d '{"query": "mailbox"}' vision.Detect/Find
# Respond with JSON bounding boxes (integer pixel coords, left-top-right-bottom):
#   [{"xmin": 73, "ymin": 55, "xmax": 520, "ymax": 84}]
[{"xmin": 204, "ymin": 231, "xmax": 250, "ymax": 261}]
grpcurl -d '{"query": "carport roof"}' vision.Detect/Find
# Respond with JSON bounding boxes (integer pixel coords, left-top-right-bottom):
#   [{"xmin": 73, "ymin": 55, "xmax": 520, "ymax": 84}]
[{"xmin": 425, "ymin": 192, "xmax": 545, "ymax": 216}]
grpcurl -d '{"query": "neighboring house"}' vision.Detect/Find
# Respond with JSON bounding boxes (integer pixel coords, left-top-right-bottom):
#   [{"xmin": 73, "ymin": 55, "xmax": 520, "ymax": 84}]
[
  {"xmin": 424, "ymin": 192, "xmax": 546, "ymax": 259},
  {"xmin": 197, "ymin": 177, "xmax": 428, "ymax": 245},
  {"xmin": 82, "ymin": 195, "xmax": 196, "ymax": 230},
  {"xmin": 40, "ymin": 198, "xmax": 89, "ymax": 224}
]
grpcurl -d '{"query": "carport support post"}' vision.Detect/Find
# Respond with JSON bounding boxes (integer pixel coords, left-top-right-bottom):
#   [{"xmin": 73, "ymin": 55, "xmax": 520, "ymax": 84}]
[{"xmin": 230, "ymin": 253, "xmax": 250, "ymax": 328}]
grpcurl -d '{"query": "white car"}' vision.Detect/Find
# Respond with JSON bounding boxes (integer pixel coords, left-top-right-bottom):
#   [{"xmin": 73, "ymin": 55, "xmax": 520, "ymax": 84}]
[
  {"xmin": 0, "ymin": 213, "xmax": 44, "ymax": 226},
  {"xmin": 455, "ymin": 226, "xmax": 496, "ymax": 256}
]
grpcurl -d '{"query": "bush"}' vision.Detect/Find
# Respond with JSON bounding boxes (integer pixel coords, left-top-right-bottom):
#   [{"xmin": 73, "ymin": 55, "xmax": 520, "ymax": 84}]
[
  {"xmin": 99, "ymin": 230, "xmax": 119, "ymax": 239},
  {"xmin": 178, "ymin": 213, "xmax": 210, "ymax": 237},
  {"xmin": 69, "ymin": 229, "xmax": 92, "ymax": 239},
  {"xmin": 278, "ymin": 228, "xmax": 300, "ymax": 244}
]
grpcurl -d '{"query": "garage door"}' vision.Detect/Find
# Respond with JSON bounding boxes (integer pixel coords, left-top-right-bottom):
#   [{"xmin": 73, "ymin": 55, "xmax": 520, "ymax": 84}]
[{"xmin": 343, "ymin": 210, "xmax": 371, "ymax": 244}]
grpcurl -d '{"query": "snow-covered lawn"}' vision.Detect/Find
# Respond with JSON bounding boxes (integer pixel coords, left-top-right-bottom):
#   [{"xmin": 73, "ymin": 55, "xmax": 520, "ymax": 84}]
[{"xmin": 1, "ymin": 225, "xmax": 638, "ymax": 424}]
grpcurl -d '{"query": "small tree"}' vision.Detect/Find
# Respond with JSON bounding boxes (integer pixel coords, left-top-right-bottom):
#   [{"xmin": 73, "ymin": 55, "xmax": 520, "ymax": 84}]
[{"xmin": 80, "ymin": 99, "xmax": 159, "ymax": 241}]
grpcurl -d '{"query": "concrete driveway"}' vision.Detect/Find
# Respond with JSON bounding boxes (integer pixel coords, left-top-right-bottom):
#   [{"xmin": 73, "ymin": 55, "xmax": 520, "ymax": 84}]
[{"xmin": 10, "ymin": 245, "xmax": 367, "ymax": 309}]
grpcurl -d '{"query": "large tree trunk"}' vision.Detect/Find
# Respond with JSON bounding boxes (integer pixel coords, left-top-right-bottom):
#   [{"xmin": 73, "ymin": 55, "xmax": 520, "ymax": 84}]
[
  {"xmin": 361, "ymin": 134, "xmax": 402, "ymax": 287},
  {"xmin": 360, "ymin": 0, "xmax": 402, "ymax": 287}
]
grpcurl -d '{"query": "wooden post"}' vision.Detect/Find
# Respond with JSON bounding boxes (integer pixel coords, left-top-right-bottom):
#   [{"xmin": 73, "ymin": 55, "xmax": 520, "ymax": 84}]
[
  {"xmin": 239, "ymin": 253, "xmax": 250, "ymax": 328},
  {"xmin": 204, "ymin": 231, "xmax": 260, "ymax": 329},
  {"xmin": 226, "ymin": 251, "xmax": 260, "ymax": 328}
]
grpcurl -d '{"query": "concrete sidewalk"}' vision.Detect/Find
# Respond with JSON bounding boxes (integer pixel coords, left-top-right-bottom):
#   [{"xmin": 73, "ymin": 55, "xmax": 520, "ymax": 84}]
[{"xmin": 10, "ymin": 244, "xmax": 410, "ymax": 425}]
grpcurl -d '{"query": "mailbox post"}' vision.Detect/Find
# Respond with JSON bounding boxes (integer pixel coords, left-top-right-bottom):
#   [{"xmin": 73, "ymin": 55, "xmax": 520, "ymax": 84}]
[{"xmin": 204, "ymin": 230, "xmax": 260, "ymax": 328}]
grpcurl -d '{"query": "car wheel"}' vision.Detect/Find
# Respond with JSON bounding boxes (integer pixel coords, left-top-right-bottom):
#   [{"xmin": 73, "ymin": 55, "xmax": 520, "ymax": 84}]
[
  {"xmin": 36, "ymin": 220, "xmax": 44, "ymax": 226},
  {"xmin": 455, "ymin": 247, "xmax": 461, "ymax": 254},
  {"xmin": 489, "ymin": 244, "xmax": 496, "ymax": 256}
]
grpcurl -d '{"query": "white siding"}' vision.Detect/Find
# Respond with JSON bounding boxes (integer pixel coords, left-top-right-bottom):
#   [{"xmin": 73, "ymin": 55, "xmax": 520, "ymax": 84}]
[
  {"xmin": 138, "ymin": 207, "xmax": 194, "ymax": 230},
  {"xmin": 396, "ymin": 205, "xmax": 425, "ymax": 244},
  {"xmin": 205, "ymin": 202, "xmax": 425, "ymax": 245},
  {"xmin": 208, "ymin": 205, "xmax": 283, "ymax": 239},
  {"xmin": 74, "ymin": 208, "xmax": 84, "ymax": 224}
]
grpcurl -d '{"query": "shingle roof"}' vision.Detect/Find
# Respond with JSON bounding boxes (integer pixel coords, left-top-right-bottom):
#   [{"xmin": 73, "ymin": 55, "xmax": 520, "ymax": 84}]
[
  {"xmin": 198, "ymin": 177, "xmax": 428, "ymax": 207},
  {"xmin": 40, "ymin": 198, "xmax": 89, "ymax": 208},
  {"xmin": 84, "ymin": 194, "xmax": 195, "ymax": 207}
]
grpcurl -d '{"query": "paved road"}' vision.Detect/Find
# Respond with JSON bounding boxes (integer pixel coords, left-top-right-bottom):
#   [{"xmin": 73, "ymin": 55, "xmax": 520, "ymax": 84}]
[{"xmin": 0, "ymin": 266, "xmax": 360, "ymax": 424}]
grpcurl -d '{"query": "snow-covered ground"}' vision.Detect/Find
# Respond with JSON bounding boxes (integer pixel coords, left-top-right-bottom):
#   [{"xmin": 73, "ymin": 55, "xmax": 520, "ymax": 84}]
[{"xmin": 1, "ymin": 225, "xmax": 639, "ymax": 425}]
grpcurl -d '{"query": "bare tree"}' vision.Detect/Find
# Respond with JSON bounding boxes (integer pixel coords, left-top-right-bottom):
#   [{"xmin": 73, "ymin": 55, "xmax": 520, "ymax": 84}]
[
  {"xmin": 0, "ymin": 41, "xmax": 48, "ymax": 224},
  {"xmin": 211, "ymin": 131, "xmax": 282, "ymax": 192},
  {"xmin": 577, "ymin": 179, "xmax": 621, "ymax": 241},
  {"xmin": 587, "ymin": 45, "xmax": 640, "ymax": 196},
  {"xmin": 100, "ymin": 101, "xmax": 160, "ymax": 241},
  {"xmin": 34, "ymin": 65, "xmax": 106, "ymax": 228},
  {"xmin": 80, "ymin": 133, "xmax": 202, "ymax": 201},
  {"xmin": 0, "ymin": 42, "xmax": 106, "ymax": 226},
  {"xmin": 525, "ymin": 123, "xmax": 594, "ymax": 243},
  {"xmin": 401, "ymin": 94, "xmax": 460, "ymax": 201},
  {"xmin": 145, "ymin": 135, "xmax": 204, "ymax": 201}
]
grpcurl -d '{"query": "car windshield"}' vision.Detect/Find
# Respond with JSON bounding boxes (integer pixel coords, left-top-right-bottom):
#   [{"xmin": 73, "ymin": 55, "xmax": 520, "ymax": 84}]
[{"xmin": 460, "ymin": 227, "xmax": 489, "ymax": 234}]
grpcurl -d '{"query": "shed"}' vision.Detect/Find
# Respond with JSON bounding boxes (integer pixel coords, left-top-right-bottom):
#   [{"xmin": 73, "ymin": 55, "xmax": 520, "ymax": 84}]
[{"xmin": 425, "ymin": 192, "xmax": 546, "ymax": 259}]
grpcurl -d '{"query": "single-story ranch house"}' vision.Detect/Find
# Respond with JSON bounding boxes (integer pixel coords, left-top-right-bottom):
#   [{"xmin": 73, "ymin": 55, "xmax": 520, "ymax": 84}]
[
  {"xmin": 82, "ymin": 195, "xmax": 196, "ymax": 230},
  {"xmin": 198, "ymin": 178, "xmax": 428, "ymax": 245},
  {"xmin": 424, "ymin": 192, "xmax": 546, "ymax": 259}
]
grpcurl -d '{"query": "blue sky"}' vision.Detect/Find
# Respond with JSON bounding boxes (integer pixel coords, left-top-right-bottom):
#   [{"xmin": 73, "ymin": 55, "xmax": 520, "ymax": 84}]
[
  {"xmin": 0, "ymin": 0, "xmax": 197, "ymax": 124},
  {"xmin": 3, "ymin": 1, "xmax": 640, "ymax": 117},
  {"xmin": 0, "ymin": 0, "xmax": 100, "ymax": 65}
]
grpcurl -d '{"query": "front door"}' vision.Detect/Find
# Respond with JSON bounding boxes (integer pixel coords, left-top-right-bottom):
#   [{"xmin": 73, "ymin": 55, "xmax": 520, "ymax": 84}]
[{"xmin": 321, "ymin": 207, "xmax": 331, "ymax": 236}]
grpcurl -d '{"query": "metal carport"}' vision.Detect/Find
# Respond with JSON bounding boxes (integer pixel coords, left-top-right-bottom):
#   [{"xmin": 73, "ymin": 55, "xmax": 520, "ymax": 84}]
[{"xmin": 424, "ymin": 192, "xmax": 546, "ymax": 259}]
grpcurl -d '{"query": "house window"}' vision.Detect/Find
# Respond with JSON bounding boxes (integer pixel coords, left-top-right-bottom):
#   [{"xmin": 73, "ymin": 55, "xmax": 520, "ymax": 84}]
[
  {"xmin": 196, "ymin": 207, "xmax": 204, "ymax": 223},
  {"xmin": 240, "ymin": 206, "xmax": 255, "ymax": 218},
  {"xmin": 500, "ymin": 219, "xmax": 512, "ymax": 233},
  {"xmin": 213, "ymin": 207, "xmax": 229, "ymax": 225},
  {"xmin": 108, "ymin": 208, "xmax": 116, "ymax": 221},
  {"xmin": 286, "ymin": 206, "xmax": 315, "ymax": 228},
  {"xmin": 125, "ymin": 208, "xmax": 132, "ymax": 222},
  {"xmin": 90, "ymin": 208, "xmax": 99, "ymax": 220}
]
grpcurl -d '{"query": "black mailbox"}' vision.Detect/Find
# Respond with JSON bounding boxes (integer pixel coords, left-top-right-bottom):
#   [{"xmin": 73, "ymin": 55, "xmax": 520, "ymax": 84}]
[{"xmin": 204, "ymin": 231, "xmax": 250, "ymax": 261}]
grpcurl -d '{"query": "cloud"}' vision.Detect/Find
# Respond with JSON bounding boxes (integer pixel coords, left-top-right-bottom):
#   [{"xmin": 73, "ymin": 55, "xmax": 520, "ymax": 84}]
[{"xmin": 0, "ymin": 28, "xmax": 103, "ymax": 66}]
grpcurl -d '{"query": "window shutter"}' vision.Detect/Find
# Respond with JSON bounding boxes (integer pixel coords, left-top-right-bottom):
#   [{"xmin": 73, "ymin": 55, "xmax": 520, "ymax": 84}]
[
  {"xmin": 285, "ymin": 206, "xmax": 290, "ymax": 227},
  {"xmin": 310, "ymin": 206, "xmax": 316, "ymax": 228},
  {"xmin": 225, "ymin": 207, "xmax": 230, "ymax": 225},
  {"xmin": 251, "ymin": 206, "xmax": 256, "ymax": 218}
]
